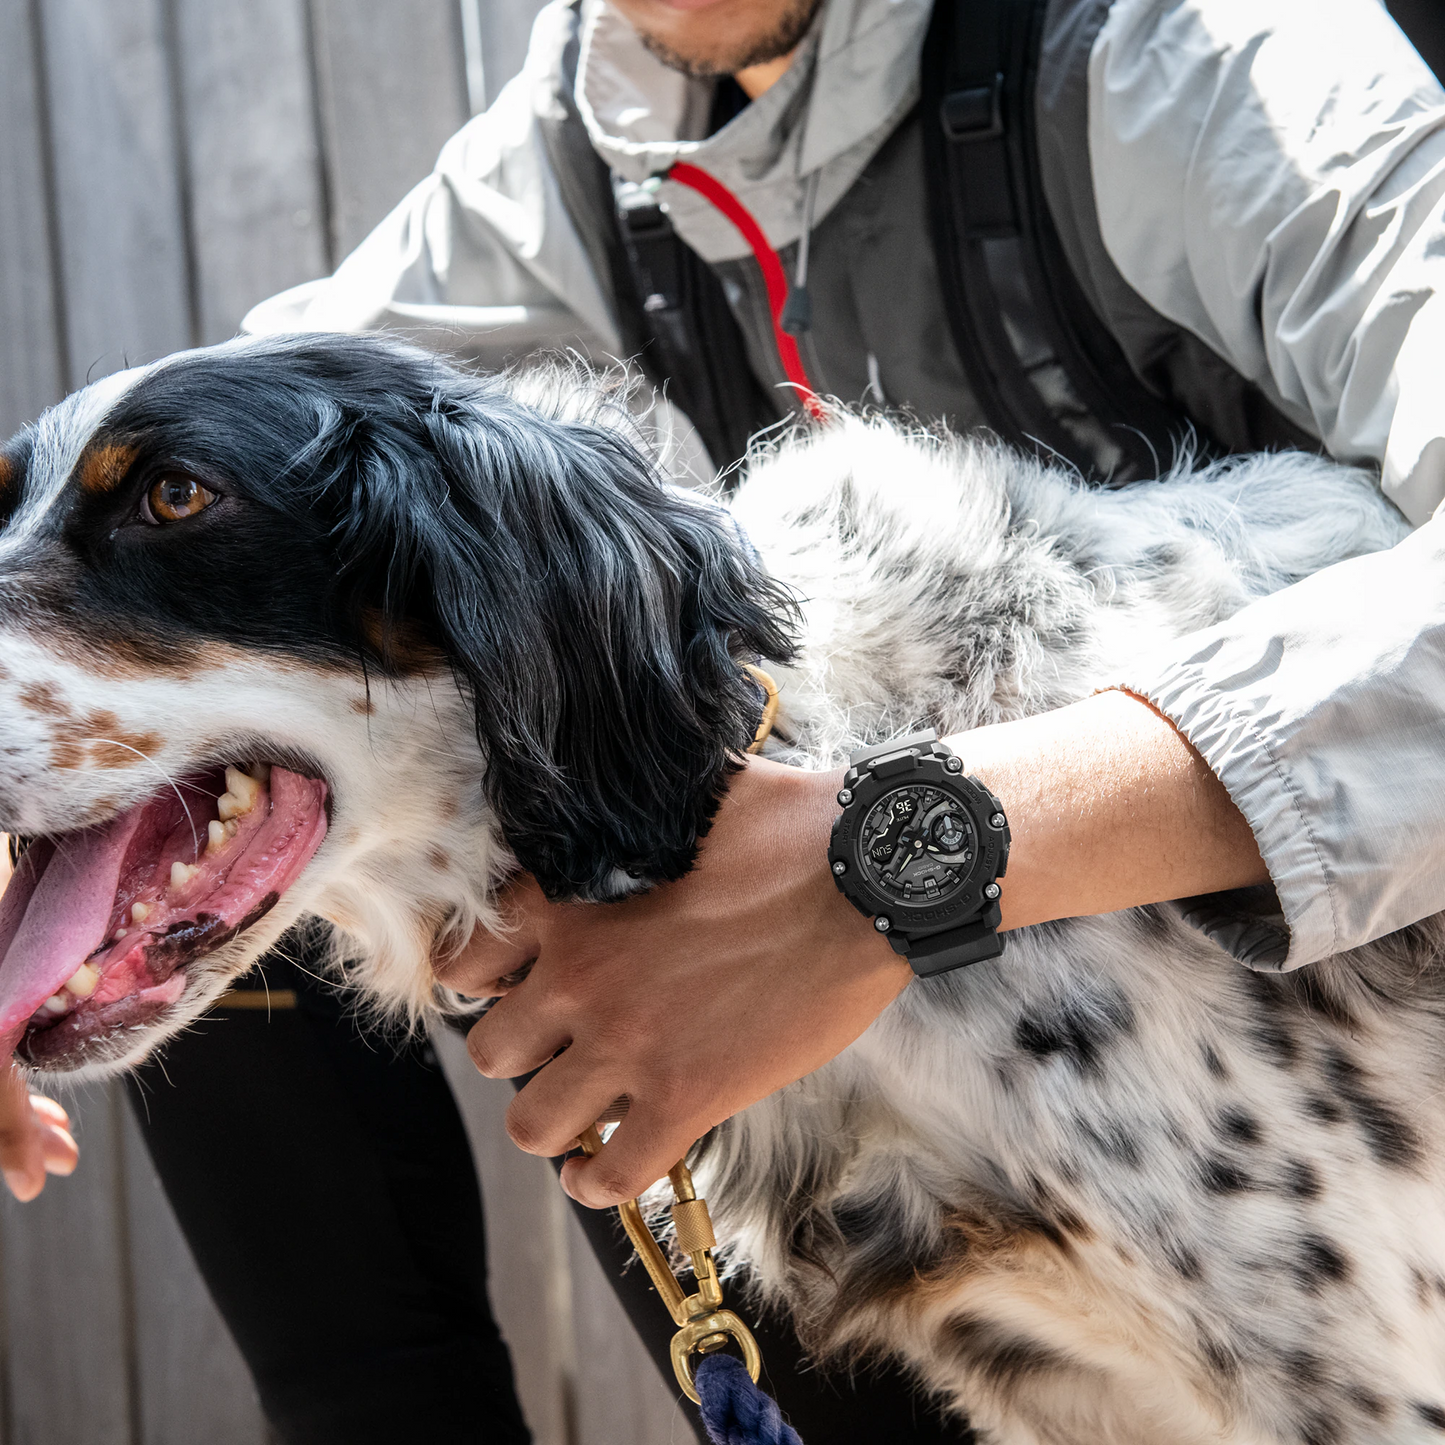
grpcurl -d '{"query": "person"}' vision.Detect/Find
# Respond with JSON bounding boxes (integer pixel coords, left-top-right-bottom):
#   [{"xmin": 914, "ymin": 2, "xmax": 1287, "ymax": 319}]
[{"xmin": 7, "ymin": 0, "xmax": 1445, "ymax": 1440}]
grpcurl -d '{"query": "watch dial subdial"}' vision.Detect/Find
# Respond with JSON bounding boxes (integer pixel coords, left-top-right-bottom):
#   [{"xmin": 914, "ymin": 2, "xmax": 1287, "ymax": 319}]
[{"xmin": 857, "ymin": 785, "xmax": 978, "ymax": 906}]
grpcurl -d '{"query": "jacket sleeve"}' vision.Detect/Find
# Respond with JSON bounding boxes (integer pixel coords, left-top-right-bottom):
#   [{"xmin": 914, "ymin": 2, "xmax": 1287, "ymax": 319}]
[
  {"xmin": 1089, "ymin": 0, "xmax": 1445, "ymax": 525},
  {"xmin": 1114, "ymin": 511, "xmax": 1445, "ymax": 971},
  {"xmin": 1090, "ymin": 0, "xmax": 1445, "ymax": 967},
  {"xmin": 242, "ymin": 1, "xmax": 619, "ymax": 369}
]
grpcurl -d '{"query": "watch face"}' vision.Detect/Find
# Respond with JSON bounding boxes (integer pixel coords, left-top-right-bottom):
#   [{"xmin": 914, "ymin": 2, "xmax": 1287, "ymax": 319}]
[{"xmin": 856, "ymin": 784, "xmax": 979, "ymax": 907}]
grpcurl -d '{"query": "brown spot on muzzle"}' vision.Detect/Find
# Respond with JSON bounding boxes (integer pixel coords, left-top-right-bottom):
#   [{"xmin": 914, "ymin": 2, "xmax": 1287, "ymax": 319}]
[
  {"xmin": 20, "ymin": 681, "xmax": 71, "ymax": 718},
  {"xmin": 77, "ymin": 442, "xmax": 138, "ymax": 496},
  {"xmin": 80, "ymin": 710, "xmax": 162, "ymax": 767},
  {"xmin": 89, "ymin": 735, "xmax": 163, "ymax": 768}
]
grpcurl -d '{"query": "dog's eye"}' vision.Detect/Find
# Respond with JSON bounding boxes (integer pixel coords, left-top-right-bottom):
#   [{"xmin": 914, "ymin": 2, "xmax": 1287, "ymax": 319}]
[{"xmin": 142, "ymin": 474, "xmax": 219, "ymax": 525}]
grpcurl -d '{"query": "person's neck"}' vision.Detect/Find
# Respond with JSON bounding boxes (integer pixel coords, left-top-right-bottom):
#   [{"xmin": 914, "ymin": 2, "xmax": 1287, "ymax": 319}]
[{"xmin": 734, "ymin": 49, "xmax": 797, "ymax": 99}]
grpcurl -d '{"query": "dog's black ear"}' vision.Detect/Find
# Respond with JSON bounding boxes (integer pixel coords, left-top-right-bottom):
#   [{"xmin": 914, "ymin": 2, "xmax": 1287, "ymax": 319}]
[{"xmin": 323, "ymin": 363, "xmax": 798, "ymax": 900}]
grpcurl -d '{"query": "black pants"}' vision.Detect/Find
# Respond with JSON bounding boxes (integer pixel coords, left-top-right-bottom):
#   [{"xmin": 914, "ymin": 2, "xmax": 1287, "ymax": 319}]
[{"xmin": 127, "ymin": 944, "xmax": 972, "ymax": 1444}]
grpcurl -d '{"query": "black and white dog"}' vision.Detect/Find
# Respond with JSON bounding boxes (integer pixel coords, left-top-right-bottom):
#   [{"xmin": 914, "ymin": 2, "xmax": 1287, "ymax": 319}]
[{"xmin": 0, "ymin": 334, "xmax": 1439, "ymax": 1444}]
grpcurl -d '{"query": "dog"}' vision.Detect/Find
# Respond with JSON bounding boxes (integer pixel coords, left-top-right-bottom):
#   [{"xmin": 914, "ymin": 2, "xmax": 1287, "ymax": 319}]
[{"xmin": 0, "ymin": 332, "xmax": 1438, "ymax": 1444}]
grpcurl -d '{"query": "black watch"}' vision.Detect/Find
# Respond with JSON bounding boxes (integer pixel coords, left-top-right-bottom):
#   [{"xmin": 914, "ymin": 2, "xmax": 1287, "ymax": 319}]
[{"xmin": 827, "ymin": 730, "xmax": 1011, "ymax": 977}]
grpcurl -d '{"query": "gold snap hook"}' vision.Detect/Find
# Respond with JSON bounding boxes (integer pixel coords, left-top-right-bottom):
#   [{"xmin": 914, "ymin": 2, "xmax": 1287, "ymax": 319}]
[{"xmin": 576, "ymin": 1124, "xmax": 764, "ymax": 1405}]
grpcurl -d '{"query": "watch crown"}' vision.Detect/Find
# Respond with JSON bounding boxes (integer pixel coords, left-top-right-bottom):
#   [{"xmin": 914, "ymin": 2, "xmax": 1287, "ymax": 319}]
[
  {"xmin": 832, "ymin": 860, "xmax": 848, "ymax": 876},
  {"xmin": 990, "ymin": 812, "xmax": 1006, "ymax": 829},
  {"xmin": 837, "ymin": 788, "xmax": 854, "ymax": 807},
  {"xmin": 944, "ymin": 755, "xmax": 963, "ymax": 773},
  {"xmin": 984, "ymin": 882, "xmax": 1001, "ymax": 900},
  {"xmin": 874, "ymin": 916, "xmax": 892, "ymax": 933}
]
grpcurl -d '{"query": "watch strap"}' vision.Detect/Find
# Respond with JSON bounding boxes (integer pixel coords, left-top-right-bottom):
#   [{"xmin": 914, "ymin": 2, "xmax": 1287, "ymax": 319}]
[{"xmin": 888, "ymin": 901, "xmax": 1005, "ymax": 976}]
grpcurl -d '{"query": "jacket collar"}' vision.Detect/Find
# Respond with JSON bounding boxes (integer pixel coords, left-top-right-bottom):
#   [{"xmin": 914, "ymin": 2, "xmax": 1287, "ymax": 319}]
[{"xmin": 576, "ymin": 0, "xmax": 931, "ymax": 262}]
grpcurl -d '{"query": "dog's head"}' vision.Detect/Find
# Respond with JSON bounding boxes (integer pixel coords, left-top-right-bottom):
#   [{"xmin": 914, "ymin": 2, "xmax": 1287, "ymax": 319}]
[{"xmin": 0, "ymin": 334, "xmax": 795, "ymax": 1076}]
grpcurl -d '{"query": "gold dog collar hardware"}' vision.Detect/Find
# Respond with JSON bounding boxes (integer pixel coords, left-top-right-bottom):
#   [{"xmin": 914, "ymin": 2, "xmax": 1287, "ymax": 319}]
[
  {"xmin": 743, "ymin": 664, "xmax": 779, "ymax": 756},
  {"xmin": 578, "ymin": 1125, "xmax": 762, "ymax": 1404}
]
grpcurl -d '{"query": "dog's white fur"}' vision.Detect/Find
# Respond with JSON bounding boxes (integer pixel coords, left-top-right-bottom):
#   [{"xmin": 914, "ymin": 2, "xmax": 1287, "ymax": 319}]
[{"xmin": 7, "ymin": 361, "xmax": 1445, "ymax": 1443}]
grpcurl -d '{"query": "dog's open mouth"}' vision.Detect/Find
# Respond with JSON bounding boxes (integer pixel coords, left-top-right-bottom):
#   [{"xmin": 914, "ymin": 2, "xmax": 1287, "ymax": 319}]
[{"xmin": 0, "ymin": 763, "xmax": 328, "ymax": 1066}]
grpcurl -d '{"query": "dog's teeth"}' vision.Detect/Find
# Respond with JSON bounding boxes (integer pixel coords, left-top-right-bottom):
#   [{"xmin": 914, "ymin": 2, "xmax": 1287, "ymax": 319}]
[
  {"xmin": 114, "ymin": 928, "xmax": 127, "ymax": 941},
  {"xmin": 65, "ymin": 964, "xmax": 99, "ymax": 999},
  {"xmin": 131, "ymin": 902, "xmax": 151, "ymax": 923},
  {"xmin": 248, "ymin": 762, "xmax": 272, "ymax": 785},
  {"xmin": 225, "ymin": 819, "xmax": 238, "ymax": 838},
  {"xmin": 40, "ymin": 995, "xmax": 68, "ymax": 1016},
  {"xmin": 170, "ymin": 861, "xmax": 199, "ymax": 889},
  {"xmin": 217, "ymin": 766, "xmax": 262, "ymax": 821},
  {"xmin": 206, "ymin": 819, "xmax": 227, "ymax": 854}
]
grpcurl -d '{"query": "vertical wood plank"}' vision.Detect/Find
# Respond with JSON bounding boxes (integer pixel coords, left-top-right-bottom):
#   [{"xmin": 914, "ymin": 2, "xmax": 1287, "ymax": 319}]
[
  {"xmin": 37, "ymin": 0, "xmax": 194, "ymax": 385},
  {"xmin": 476, "ymin": 0, "xmax": 549, "ymax": 110},
  {"xmin": 434, "ymin": 1028, "xmax": 698, "ymax": 1445},
  {"xmin": 120, "ymin": 1103, "xmax": 270, "ymax": 1445},
  {"xmin": 0, "ymin": 0, "xmax": 65, "ymax": 437},
  {"xmin": 0, "ymin": 1083, "xmax": 135, "ymax": 1445},
  {"xmin": 308, "ymin": 0, "xmax": 469, "ymax": 260},
  {"xmin": 434, "ymin": 1027, "xmax": 576, "ymax": 1445},
  {"xmin": 171, "ymin": 0, "xmax": 330, "ymax": 344}
]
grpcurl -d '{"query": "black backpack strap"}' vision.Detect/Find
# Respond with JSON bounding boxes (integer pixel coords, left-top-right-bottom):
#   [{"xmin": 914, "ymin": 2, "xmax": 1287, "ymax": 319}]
[
  {"xmin": 921, "ymin": 0, "xmax": 1197, "ymax": 482},
  {"xmin": 1387, "ymin": 0, "xmax": 1445, "ymax": 82},
  {"xmin": 613, "ymin": 182, "xmax": 781, "ymax": 477},
  {"xmin": 535, "ymin": 5, "xmax": 778, "ymax": 477}
]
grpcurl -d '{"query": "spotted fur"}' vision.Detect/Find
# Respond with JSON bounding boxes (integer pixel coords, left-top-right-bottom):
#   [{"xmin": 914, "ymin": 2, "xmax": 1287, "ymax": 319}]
[{"xmin": 2, "ymin": 335, "xmax": 1441, "ymax": 1442}]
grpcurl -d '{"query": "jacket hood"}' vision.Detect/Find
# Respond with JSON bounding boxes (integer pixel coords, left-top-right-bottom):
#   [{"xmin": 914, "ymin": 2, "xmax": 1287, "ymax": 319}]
[{"xmin": 576, "ymin": 0, "xmax": 930, "ymax": 263}]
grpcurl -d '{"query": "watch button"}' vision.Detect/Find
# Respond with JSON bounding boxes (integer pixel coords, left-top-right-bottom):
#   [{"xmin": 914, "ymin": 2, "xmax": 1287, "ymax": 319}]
[{"xmin": 871, "ymin": 751, "xmax": 921, "ymax": 779}]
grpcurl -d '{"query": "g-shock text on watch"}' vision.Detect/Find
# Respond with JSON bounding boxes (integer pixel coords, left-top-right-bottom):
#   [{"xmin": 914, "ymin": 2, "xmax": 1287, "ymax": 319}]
[{"xmin": 827, "ymin": 730, "xmax": 1010, "ymax": 976}]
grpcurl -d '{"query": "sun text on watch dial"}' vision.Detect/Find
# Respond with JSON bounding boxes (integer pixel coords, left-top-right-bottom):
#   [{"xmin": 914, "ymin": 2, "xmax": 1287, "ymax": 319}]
[{"xmin": 857, "ymin": 785, "xmax": 978, "ymax": 904}]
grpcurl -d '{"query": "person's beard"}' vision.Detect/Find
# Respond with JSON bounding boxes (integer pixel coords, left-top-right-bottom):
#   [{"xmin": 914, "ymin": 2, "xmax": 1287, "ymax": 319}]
[{"xmin": 637, "ymin": 0, "xmax": 824, "ymax": 78}]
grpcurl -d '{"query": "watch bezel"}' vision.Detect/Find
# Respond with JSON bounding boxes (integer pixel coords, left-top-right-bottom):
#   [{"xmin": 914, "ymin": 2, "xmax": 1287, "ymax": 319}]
[{"xmin": 828, "ymin": 752, "xmax": 1006, "ymax": 935}]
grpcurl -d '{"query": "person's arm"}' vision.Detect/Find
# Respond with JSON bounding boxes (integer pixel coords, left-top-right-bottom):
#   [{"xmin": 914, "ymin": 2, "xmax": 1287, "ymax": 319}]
[
  {"xmin": 442, "ymin": 688, "xmax": 1264, "ymax": 1207},
  {"xmin": 450, "ymin": 491, "xmax": 1445, "ymax": 1204}
]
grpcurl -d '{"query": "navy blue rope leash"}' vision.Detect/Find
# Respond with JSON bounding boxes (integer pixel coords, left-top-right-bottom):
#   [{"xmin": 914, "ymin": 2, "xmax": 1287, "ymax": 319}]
[{"xmin": 695, "ymin": 1354, "xmax": 804, "ymax": 1445}]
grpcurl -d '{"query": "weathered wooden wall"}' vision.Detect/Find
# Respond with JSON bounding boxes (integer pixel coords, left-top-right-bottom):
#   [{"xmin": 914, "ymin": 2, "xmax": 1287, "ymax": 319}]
[{"xmin": 0, "ymin": 1, "xmax": 694, "ymax": 1440}]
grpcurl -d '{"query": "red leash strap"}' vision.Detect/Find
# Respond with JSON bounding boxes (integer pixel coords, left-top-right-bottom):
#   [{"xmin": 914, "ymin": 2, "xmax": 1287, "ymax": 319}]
[{"xmin": 666, "ymin": 162, "xmax": 827, "ymax": 420}]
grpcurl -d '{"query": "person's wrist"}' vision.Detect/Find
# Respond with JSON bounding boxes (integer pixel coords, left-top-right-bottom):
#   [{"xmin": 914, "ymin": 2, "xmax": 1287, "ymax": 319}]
[
  {"xmin": 744, "ymin": 757, "xmax": 911, "ymax": 987},
  {"xmin": 942, "ymin": 689, "xmax": 1266, "ymax": 932}
]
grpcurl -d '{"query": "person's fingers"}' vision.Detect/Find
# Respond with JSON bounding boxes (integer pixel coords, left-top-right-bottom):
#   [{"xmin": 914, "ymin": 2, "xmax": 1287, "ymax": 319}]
[
  {"xmin": 559, "ymin": 1101, "xmax": 708, "ymax": 1207},
  {"xmin": 27, "ymin": 1093, "xmax": 78, "ymax": 1176},
  {"xmin": 37, "ymin": 1119, "xmax": 77, "ymax": 1176},
  {"xmin": 435, "ymin": 879, "xmax": 546, "ymax": 996},
  {"xmin": 503, "ymin": 1050, "xmax": 634, "ymax": 1159},
  {"xmin": 0, "ymin": 1066, "xmax": 44, "ymax": 1201},
  {"xmin": 464, "ymin": 996, "xmax": 570, "ymax": 1081},
  {"xmin": 29, "ymin": 1094, "xmax": 70, "ymax": 1130}
]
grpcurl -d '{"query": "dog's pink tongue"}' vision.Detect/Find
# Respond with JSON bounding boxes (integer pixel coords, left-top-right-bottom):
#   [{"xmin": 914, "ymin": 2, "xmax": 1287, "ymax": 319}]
[{"xmin": 0, "ymin": 811, "xmax": 144, "ymax": 1053}]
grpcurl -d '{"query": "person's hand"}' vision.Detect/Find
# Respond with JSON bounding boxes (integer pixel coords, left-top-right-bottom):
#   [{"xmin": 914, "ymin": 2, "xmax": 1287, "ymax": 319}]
[
  {"xmin": 0, "ymin": 839, "xmax": 80, "ymax": 1200},
  {"xmin": 439, "ymin": 756, "xmax": 911, "ymax": 1207},
  {"xmin": 0, "ymin": 1062, "xmax": 78, "ymax": 1200},
  {"xmin": 438, "ymin": 691, "xmax": 1266, "ymax": 1208}
]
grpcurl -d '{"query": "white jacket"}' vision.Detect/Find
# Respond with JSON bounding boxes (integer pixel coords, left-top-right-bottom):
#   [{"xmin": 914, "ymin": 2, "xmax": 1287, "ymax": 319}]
[{"xmin": 247, "ymin": 0, "xmax": 1445, "ymax": 970}]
